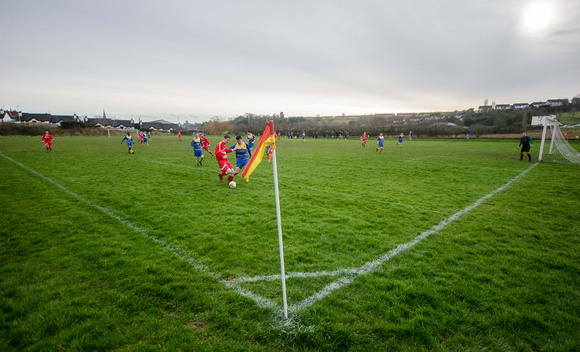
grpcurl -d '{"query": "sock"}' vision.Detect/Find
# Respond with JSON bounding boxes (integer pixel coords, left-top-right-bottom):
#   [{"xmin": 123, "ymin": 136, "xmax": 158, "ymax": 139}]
[
  {"xmin": 520, "ymin": 154, "xmax": 523, "ymax": 161},
  {"xmin": 219, "ymin": 171, "xmax": 226, "ymax": 176},
  {"xmin": 528, "ymin": 154, "xmax": 531, "ymax": 161},
  {"xmin": 227, "ymin": 176, "xmax": 233, "ymax": 182}
]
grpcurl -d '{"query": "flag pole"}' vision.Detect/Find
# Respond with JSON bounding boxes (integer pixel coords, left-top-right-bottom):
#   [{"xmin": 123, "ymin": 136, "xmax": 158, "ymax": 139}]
[{"xmin": 272, "ymin": 149, "xmax": 288, "ymax": 318}]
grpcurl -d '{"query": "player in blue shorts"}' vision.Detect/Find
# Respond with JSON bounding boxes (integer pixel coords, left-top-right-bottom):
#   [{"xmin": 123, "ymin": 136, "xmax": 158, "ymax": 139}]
[
  {"xmin": 247, "ymin": 131, "xmax": 255, "ymax": 149},
  {"xmin": 376, "ymin": 133, "xmax": 384, "ymax": 153},
  {"xmin": 229, "ymin": 135, "xmax": 252, "ymax": 182},
  {"xmin": 302, "ymin": 130, "xmax": 306, "ymax": 142},
  {"xmin": 191, "ymin": 132, "xmax": 205, "ymax": 166},
  {"xmin": 398, "ymin": 133, "xmax": 404, "ymax": 147},
  {"xmin": 142, "ymin": 132, "xmax": 150, "ymax": 147},
  {"xmin": 121, "ymin": 132, "xmax": 135, "ymax": 154}
]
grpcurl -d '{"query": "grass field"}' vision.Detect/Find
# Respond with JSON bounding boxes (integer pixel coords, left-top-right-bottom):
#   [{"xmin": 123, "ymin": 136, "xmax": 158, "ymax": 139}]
[{"xmin": 1, "ymin": 135, "xmax": 579, "ymax": 351}]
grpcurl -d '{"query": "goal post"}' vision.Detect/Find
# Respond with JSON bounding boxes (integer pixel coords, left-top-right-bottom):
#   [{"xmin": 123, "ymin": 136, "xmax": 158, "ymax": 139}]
[{"xmin": 534, "ymin": 115, "xmax": 580, "ymax": 163}]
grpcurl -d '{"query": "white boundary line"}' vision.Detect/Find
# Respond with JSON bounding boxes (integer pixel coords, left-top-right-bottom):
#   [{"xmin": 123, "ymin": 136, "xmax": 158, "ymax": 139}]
[
  {"xmin": 1, "ymin": 151, "xmax": 538, "ymax": 319},
  {"xmin": 287, "ymin": 162, "xmax": 538, "ymax": 312},
  {"xmin": 0, "ymin": 152, "xmax": 284, "ymax": 318},
  {"xmin": 226, "ymin": 162, "xmax": 539, "ymax": 313}
]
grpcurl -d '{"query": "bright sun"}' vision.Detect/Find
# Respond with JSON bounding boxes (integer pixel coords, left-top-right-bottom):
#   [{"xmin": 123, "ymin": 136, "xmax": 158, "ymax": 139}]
[{"xmin": 521, "ymin": 1, "xmax": 557, "ymax": 34}]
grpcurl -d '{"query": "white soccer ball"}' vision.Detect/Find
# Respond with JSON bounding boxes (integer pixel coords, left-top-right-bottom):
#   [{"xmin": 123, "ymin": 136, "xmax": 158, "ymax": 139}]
[{"xmin": 229, "ymin": 181, "xmax": 237, "ymax": 188}]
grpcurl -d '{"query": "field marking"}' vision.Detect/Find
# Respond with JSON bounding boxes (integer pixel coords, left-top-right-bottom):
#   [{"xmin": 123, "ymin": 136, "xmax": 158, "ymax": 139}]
[
  {"xmin": 1, "ymin": 150, "xmax": 539, "ymax": 321},
  {"xmin": 0, "ymin": 152, "xmax": 284, "ymax": 318},
  {"xmin": 226, "ymin": 162, "xmax": 539, "ymax": 314},
  {"xmin": 288, "ymin": 162, "xmax": 538, "ymax": 312},
  {"xmin": 405, "ymin": 155, "xmax": 436, "ymax": 162}
]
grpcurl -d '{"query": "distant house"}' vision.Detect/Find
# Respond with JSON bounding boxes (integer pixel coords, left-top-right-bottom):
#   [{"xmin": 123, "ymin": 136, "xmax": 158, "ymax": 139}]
[
  {"xmin": 512, "ymin": 103, "xmax": 530, "ymax": 110},
  {"xmin": 20, "ymin": 113, "xmax": 52, "ymax": 124},
  {"xmin": 546, "ymin": 99, "xmax": 569, "ymax": 107},
  {"xmin": 495, "ymin": 104, "xmax": 511, "ymax": 111},
  {"xmin": 1, "ymin": 110, "xmax": 19, "ymax": 122},
  {"xmin": 141, "ymin": 119, "xmax": 179, "ymax": 131},
  {"xmin": 181, "ymin": 122, "xmax": 201, "ymax": 131},
  {"xmin": 51, "ymin": 114, "xmax": 78, "ymax": 126},
  {"xmin": 530, "ymin": 101, "xmax": 546, "ymax": 108},
  {"xmin": 112, "ymin": 119, "xmax": 135, "ymax": 129},
  {"xmin": 478, "ymin": 105, "xmax": 493, "ymax": 114},
  {"xmin": 81, "ymin": 117, "xmax": 135, "ymax": 128},
  {"xmin": 85, "ymin": 117, "xmax": 113, "ymax": 128}
]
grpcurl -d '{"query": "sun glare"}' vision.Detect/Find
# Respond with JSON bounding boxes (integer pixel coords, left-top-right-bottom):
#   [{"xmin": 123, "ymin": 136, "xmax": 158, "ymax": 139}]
[{"xmin": 521, "ymin": 1, "xmax": 557, "ymax": 34}]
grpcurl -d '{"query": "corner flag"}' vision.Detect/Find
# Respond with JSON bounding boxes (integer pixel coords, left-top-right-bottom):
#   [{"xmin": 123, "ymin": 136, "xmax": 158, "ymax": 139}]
[
  {"xmin": 241, "ymin": 120, "xmax": 277, "ymax": 183},
  {"xmin": 241, "ymin": 120, "xmax": 288, "ymax": 318}
]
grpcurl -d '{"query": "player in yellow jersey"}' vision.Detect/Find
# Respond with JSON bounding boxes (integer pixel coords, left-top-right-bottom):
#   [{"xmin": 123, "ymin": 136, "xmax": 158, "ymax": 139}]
[{"xmin": 376, "ymin": 133, "xmax": 384, "ymax": 153}]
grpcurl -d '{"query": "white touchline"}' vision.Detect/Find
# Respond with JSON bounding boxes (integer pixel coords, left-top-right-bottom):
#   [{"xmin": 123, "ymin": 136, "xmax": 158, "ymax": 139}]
[
  {"xmin": 142, "ymin": 155, "xmax": 539, "ymax": 312},
  {"xmin": 0, "ymin": 152, "xmax": 284, "ymax": 317},
  {"xmin": 287, "ymin": 162, "xmax": 539, "ymax": 313},
  {"xmin": 226, "ymin": 162, "xmax": 539, "ymax": 312},
  {"xmin": 4, "ymin": 149, "xmax": 537, "ymax": 318}
]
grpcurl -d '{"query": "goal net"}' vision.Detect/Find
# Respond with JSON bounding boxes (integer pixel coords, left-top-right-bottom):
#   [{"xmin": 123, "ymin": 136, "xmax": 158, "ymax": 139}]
[{"xmin": 534, "ymin": 115, "xmax": 580, "ymax": 164}]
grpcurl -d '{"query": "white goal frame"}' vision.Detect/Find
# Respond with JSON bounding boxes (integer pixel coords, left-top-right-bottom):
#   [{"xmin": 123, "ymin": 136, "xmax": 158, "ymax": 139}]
[{"xmin": 535, "ymin": 115, "xmax": 580, "ymax": 163}]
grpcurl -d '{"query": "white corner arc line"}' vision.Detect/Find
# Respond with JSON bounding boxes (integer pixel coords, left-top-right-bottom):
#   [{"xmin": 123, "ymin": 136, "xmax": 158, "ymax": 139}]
[
  {"xmin": 0, "ymin": 152, "xmax": 282, "ymax": 316},
  {"xmin": 288, "ymin": 162, "xmax": 538, "ymax": 313}
]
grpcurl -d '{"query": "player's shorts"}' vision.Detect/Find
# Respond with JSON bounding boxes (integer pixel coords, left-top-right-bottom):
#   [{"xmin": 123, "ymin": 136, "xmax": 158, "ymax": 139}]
[
  {"xmin": 194, "ymin": 149, "xmax": 203, "ymax": 157},
  {"xmin": 202, "ymin": 145, "xmax": 210, "ymax": 151},
  {"xmin": 218, "ymin": 159, "xmax": 233, "ymax": 171},
  {"xmin": 44, "ymin": 141, "xmax": 52, "ymax": 147},
  {"xmin": 236, "ymin": 158, "xmax": 249, "ymax": 169},
  {"xmin": 378, "ymin": 142, "xmax": 384, "ymax": 147},
  {"xmin": 521, "ymin": 146, "xmax": 530, "ymax": 153},
  {"xmin": 143, "ymin": 138, "xmax": 148, "ymax": 143},
  {"xmin": 248, "ymin": 143, "xmax": 254, "ymax": 149}
]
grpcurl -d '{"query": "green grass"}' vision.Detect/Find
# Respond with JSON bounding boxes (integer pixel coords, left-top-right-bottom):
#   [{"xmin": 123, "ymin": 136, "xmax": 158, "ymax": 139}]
[
  {"xmin": 1, "ymin": 135, "xmax": 579, "ymax": 351},
  {"xmin": 557, "ymin": 112, "xmax": 580, "ymax": 126}
]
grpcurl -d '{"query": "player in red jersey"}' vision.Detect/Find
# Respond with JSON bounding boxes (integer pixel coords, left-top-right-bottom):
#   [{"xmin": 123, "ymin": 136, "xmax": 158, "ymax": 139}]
[
  {"xmin": 361, "ymin": 132, "xmax": 367, "ymax": 147},
  {"xmin": 201, "ymin": 133, "xmax": 214, "ymax": 156},
  {"xmin": 215, "ymin": 134, "xmax": 235, "ymax": 183},
  {"xmin": 41, "ymin": 131, "xmax": 54, "ymax": 152},
  {"xmin": 178, "ymin": 131, "xmax": 182, "ymax": 141}
]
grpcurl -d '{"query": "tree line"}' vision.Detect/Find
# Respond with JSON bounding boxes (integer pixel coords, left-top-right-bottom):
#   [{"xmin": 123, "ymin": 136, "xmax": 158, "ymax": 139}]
[{"xmin": 201, "ymin": 97, "xmax": 579, "ymax": 138}]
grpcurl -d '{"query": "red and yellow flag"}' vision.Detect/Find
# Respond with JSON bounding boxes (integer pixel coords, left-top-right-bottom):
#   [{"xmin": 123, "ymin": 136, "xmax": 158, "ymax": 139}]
[{"xmin": 242, "ymin": 120, "xmax": 276, "ymax": 183}]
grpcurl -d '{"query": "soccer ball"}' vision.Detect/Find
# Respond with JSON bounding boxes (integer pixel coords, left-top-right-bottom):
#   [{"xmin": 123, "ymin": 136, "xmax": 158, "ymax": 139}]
[{"xmin": 229, "ymin": 181, "xmax": 237, "ymax": 188}]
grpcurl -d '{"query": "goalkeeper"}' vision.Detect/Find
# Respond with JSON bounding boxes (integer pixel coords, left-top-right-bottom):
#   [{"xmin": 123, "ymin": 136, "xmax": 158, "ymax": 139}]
[{"xmin": 518, "ymin": 131, "xmax": 533, "ymax": 161}]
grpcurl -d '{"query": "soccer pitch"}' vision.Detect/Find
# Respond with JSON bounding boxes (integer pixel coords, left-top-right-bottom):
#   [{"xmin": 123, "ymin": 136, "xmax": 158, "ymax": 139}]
[{"xmin": 1, "ymin": 135, "xmax": 579, "ymax": 351}]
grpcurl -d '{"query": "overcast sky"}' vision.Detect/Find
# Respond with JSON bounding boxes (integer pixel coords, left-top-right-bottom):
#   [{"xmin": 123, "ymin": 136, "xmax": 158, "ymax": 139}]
[{"xmin": 1, "ymin": 0, "xmax": 579, "ymax": 122}]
